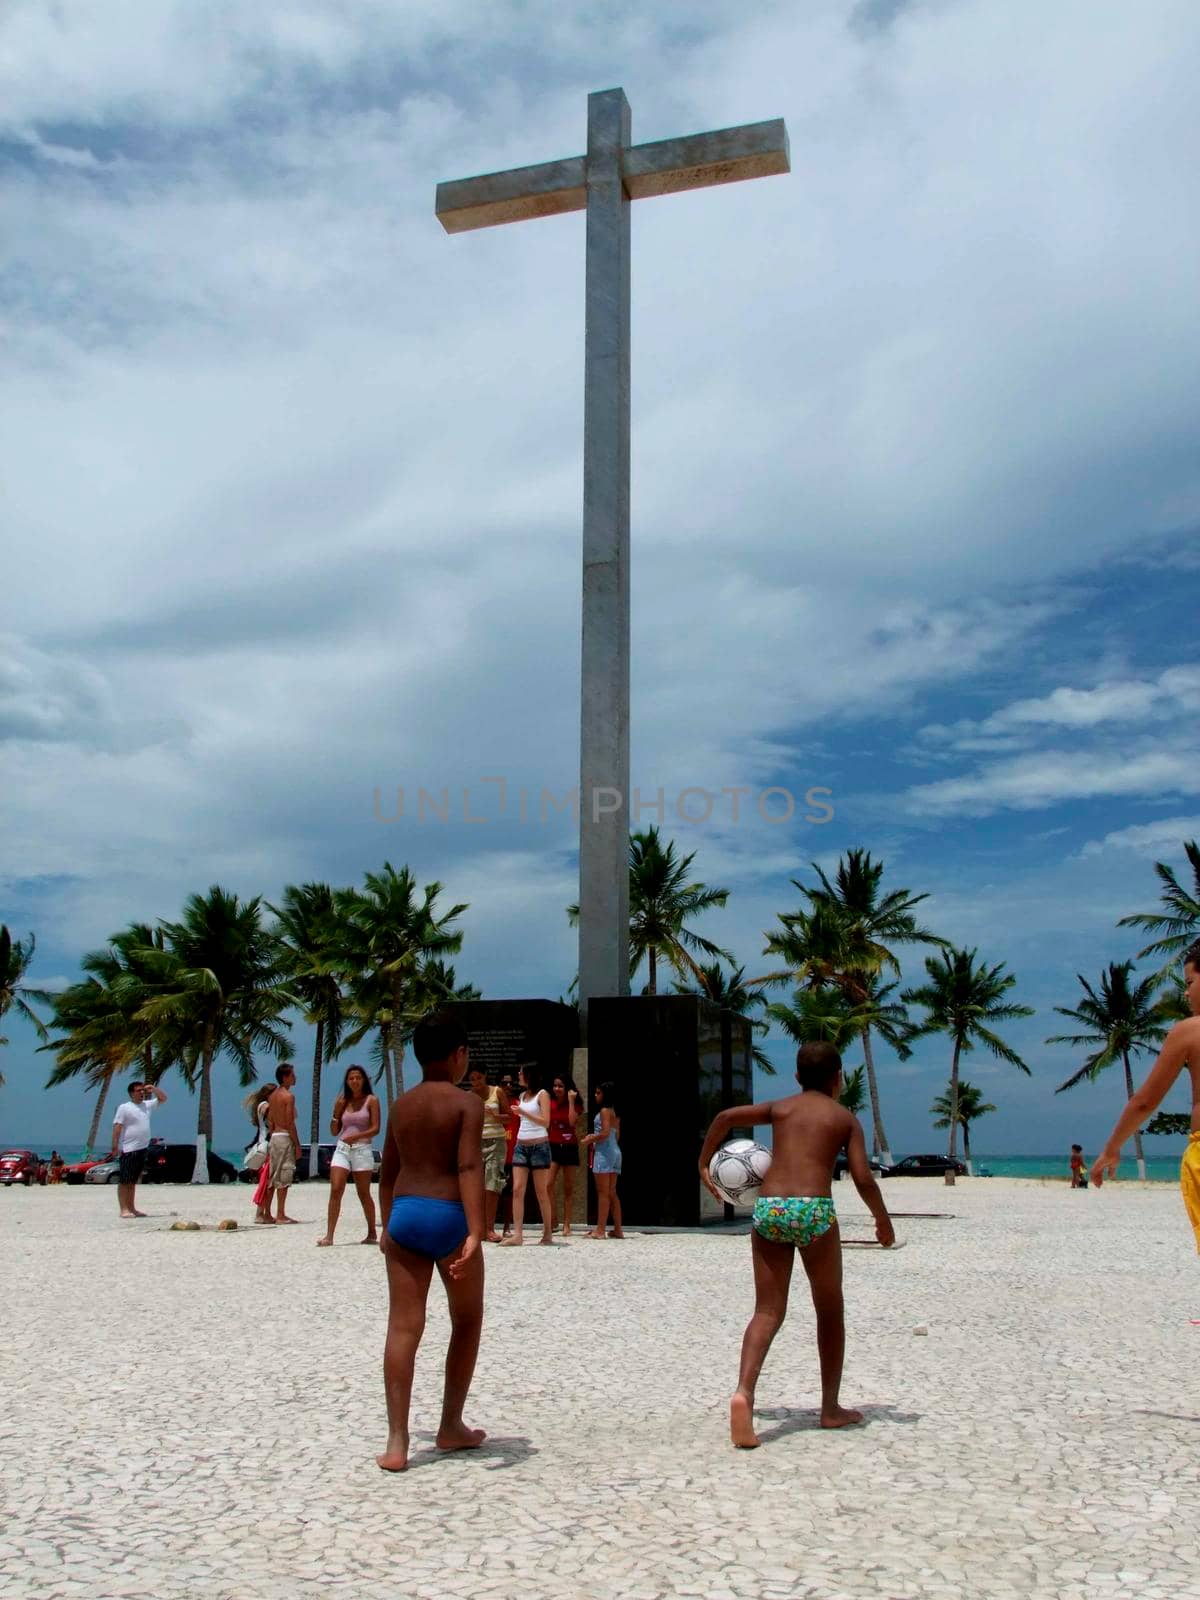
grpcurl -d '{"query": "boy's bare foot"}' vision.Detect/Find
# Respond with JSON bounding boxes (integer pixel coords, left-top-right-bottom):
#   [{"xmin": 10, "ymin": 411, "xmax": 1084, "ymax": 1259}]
[
  {"xmin": 376, "ymin": 1431, "xmax": 409, "ymax": 1472},
  {"xmin": 316, "ymin": 1237, "xmax": 333, "ymax": 1246},
  {"xmin": 820, "ymin": 1405, "xmax": 864, "ymax": 1429},
  {"xmin": 275, "ymin": 1215, "xmax": 300, "ymax": 1224},
  {"xmin": 436, "ymin": 1423, "xmax": 486, "ymax": 1452},
  {"xmin": 730, "ymin": 1391, "xmax": 760, "ymax": 1448}
]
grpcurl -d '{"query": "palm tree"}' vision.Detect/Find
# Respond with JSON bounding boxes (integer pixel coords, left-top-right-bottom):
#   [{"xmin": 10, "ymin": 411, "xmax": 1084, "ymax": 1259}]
[
  {"xmin": 272, "ymin": 883, "xmax": 347, "ymax": 1178},
  {"xmin": 0, "ymin": 927, "xmax": 51, "ymax": 1080},
  {"xmin": 902, "ymin": 947, "xmax": 1032, "ymax": 1162},
  {"xmin": 1117, "ymin": 839, "xmax": 1200, "ymax": 975},
  {"xmin": 335, "ymin": 865, "xmax": 467, "ymax": 1105},
  {"xmin": 930, "ymin": 1080, "xmax": 996, "ymax": 1165},
  {"xmin": 839, "ymin": 1065, "xmax": 867, "ymax": 1115},
  {"xmin": 676, "ymin": 961, "xmax": 775, "ymax": 1074},
  {"xmin": 761, "ymin": 849, "xmax": 943, "ymax": 1163},
  {"xmin": 139, "ymin": 887, "xmax": 295, "ymax": 1179},
  {"xmin": 41, "ymin": 924, "xmax": 167, "ymax": 1147},
  {"xmin": 1049, "ymin": 962, "xmax": 1166, "ymax": 1181},
  {"xmin": 569, "ymin": 827, "xmax": 731, "ymax": 994}
]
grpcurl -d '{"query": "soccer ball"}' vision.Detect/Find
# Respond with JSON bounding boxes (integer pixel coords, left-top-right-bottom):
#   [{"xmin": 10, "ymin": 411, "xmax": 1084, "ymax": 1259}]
[{"xmin": 708, "ymin": 1138, "xmax": 771, "ymax": 1205}]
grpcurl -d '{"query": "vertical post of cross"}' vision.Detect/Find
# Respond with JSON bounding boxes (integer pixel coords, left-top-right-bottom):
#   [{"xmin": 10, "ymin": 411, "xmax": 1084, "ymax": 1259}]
[{"xmin": 578, "ymin": 88, "xmax": 632, "ymax": 1032}]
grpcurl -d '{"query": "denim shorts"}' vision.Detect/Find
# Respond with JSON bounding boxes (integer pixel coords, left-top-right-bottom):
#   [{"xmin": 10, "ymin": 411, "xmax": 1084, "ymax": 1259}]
[{"xmin": 512, "ymin": 1139, "xmax": 552, "ymax": 1170}]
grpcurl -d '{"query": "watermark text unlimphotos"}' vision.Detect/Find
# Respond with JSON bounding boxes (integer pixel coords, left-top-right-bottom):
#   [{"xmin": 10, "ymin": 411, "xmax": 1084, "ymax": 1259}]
[{"xmin": 372, "ymin": 778, "xmax": 834, "ymax": 827}]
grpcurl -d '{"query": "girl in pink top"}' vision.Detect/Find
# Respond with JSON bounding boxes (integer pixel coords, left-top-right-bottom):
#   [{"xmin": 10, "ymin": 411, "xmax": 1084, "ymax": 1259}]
[{"xmin": 317, "ymin": 1065, "xmax": 380, "ymax": 1247}]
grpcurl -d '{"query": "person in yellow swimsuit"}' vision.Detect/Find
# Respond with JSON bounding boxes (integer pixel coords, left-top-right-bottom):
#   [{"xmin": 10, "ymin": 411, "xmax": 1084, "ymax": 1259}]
[{"xmin": 1092, "ymin": 939, "xmax": 1200, "ymax": 1251}]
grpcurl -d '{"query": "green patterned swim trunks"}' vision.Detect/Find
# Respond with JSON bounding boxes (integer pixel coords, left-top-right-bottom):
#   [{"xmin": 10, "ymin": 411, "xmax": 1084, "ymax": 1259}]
[{"xmin": 752, "ymin": 1195, "xmax": 836, "ymax": 1248}]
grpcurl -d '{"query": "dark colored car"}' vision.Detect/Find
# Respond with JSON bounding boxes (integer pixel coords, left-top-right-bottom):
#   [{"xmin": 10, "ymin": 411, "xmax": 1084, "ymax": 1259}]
[
  {"xmin": 832, "ymin": 1153, "xmax": 885, "ymax": 1181},
  {"xmin": 236, "ymin": 1143, "xmax": 381, "ymax": 1182},
  {"xmin": 142, "ymin": 1143, "xmax": 239, "ymax": 1185},
  {"xmin": 880, "ymin": 1153, "xmax": 968, "ymax": 1178},
  {"xmin": 0, "ymin": 1150, "xmax": 47, "ymax": 1186}
]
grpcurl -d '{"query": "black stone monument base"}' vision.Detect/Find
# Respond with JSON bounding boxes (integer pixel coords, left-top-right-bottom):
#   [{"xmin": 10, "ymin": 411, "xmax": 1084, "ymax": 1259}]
[{"xmin": 586, "ymin": 994, "xmax": 753, "ymax": 1227}]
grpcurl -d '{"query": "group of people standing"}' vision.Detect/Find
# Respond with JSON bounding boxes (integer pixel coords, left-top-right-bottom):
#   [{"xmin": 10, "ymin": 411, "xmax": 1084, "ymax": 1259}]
[
  {"xmin": 244, "ymin": 1057, "xmax": 622, "ymax": 1247},
  {"xmin": 468, "ymin": 1064, "xmax": 622, "ymax": 1244}
]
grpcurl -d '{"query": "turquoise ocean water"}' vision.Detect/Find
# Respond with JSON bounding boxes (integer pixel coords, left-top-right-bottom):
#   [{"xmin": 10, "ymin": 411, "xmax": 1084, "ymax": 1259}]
[{"xmin": 10, "ymin": 1145, "xmax": 1186, "ymax": 1182}]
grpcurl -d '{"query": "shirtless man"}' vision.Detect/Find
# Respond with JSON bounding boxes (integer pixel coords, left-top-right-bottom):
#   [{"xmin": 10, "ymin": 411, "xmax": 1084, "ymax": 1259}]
[
  {"xmin": 698, "ymin": 1041, "xmax": 894, "ymax": 1448},
  {"xmin": 377, "ymin": 1012, "xmax": 486, "ymax": 1472},
  {"xmin": 266, "ymin": 1063, "xmax": 301, "ymax": 1224},
  {"xmin": 1092, "ymin": 939, "xmax": 1200, "ymax": 1252}
]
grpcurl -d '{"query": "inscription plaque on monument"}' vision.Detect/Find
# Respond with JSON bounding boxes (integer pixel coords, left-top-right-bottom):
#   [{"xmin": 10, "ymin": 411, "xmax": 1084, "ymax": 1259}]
[{"xmin": 456, "ymin": 999, "xmax": 579, "ymax": 1085}]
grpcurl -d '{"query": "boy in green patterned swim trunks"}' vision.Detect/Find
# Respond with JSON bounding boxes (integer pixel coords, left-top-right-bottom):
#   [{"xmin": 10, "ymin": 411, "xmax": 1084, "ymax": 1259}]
[{"xmin": 699, "ymin": 1042, "xmax": 894, "ymax": 1448}]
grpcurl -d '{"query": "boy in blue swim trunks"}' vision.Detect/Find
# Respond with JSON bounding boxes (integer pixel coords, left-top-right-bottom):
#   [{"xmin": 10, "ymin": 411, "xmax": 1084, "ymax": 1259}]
[
  {"xmin": 377, "ymin": 1013, "xmax": 487, "ymax": 1471},
  {"xmin": 699, "ymin": 1041, "xmax": 894, "ymax": 1448}
]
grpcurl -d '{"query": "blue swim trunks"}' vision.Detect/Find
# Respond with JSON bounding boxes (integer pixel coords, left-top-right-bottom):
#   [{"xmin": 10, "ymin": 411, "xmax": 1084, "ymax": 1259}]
[
  {"xmin": 752, "ymin": 1195, "xmax": 836, "ymax": 1248},
  {"xmin": 387, "ymin": 1196, "xmax": 469, "ymax": 1260}
]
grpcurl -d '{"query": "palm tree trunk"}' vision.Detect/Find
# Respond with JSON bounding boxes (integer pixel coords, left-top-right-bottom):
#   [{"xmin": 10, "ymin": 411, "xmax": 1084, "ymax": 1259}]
[
  {"xmin": 308, "ymin": 1019, "xmax": 324, "ymax": 1179},
  {"xmin": 963, "ymin": 1120, "xmax": 972, "ymax": 1164},
  {"xmin": 648, "ymin": 947, "xmax": 657, "ymax": 996},
  {"xmin": 380, "ymin": 1021, "xmax": 394, "ymax": 1112},
  {"xmin": 194, "ymin": 1022, "xmax": 215, "ymax": 1184},
  {"xmin": 1122, "ymin": 1049, "xmax": 1147, "ymax": 1181},
  {"xmin": 390, "ymin": 981, "xmax": 406, "ymax": 1096},
  {"xmin": 947, "ymin": 1041, "xmax": 962, "ymax": 1161},
  {"xmin": 86, "ymin": 1073, "xmax": 113, "ymax": 1150},
  {"xmin": 861, "ymin": 1026, "xmax": 893, "ymax": 1165}
]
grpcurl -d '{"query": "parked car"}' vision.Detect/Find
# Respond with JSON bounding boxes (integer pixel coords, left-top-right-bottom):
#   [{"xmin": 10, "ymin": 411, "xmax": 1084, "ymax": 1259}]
[
  {"xmin": 143, "ymin": 1143, "xmax": 239, "ymax": 1185},
  {"xmin": 0, "ymin": 1149, "xmax": 47, "ymax": 1186},
  {"xmin": 63, "ymin": 1155, "xmax": 112, "ymax": 1185},
  {"xmin": 879, "ymin": 1153, "xmax": 968, "ymax": 1178},
  {"xmin": 83, "ymin": 1157, "xmax": 120, "ymax": 1184},
  {"xmin": 236, "ymin": 1143, "xmax": 381, "ymax": 1182},
  {"xmin": 832, "ymin": 1153, "xmax": 885, "ymax": 1181}
]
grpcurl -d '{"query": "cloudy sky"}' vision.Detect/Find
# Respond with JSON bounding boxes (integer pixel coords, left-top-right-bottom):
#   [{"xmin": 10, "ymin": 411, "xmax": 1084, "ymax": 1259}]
[{"xmin": 3, "ymin": 0, "xmax": 1199, "ymax": 1157}]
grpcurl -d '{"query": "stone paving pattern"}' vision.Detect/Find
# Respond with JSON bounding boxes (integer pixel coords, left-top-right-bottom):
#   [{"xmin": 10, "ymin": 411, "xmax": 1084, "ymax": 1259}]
[{"xmin": 2, "ymin": 1178, "xmax": 1197, "ymax": 1599}]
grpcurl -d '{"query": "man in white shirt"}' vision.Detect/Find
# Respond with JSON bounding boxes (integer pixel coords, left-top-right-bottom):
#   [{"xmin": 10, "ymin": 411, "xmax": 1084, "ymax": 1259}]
[{"xmin": 109, "ymin": 1080, "xmax": 167, "ymax": 1218}]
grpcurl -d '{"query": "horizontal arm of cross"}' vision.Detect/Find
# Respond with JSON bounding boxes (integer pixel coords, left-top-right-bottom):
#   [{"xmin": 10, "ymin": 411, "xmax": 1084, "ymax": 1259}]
[{"xmin": 436, "ymin": 118, "xmax": 789, "ymax": 233}]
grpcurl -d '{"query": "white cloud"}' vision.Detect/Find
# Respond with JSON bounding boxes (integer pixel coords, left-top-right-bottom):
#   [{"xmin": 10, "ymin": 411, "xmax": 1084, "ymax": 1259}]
[
  {"xmin": 1079, "ymin": 817, "xmax": 1200, "ymax": 860},
  {"xmin": 922, "ymin": 666, "xmax": 1200, "ymax": 748},
  {"xmin": 905, "ymin": 748, "xmax": 1200, "ymax": 817}
]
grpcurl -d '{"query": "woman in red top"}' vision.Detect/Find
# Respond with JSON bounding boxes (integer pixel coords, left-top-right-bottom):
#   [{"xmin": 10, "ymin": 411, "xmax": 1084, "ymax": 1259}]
[{"xmin": 548, "ymin": 1073, "xmax": 584, "ymax": 1236}]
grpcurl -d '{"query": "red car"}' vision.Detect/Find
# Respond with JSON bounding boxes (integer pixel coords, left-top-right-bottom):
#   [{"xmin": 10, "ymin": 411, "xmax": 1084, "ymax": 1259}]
[
  {"xmin": 0, "ymin": 1150, "xmax": 47, "ymax": 1187},
  {"xmin": 62, "ymin": 1155, "xmax": 112, "ymax": 1185}
]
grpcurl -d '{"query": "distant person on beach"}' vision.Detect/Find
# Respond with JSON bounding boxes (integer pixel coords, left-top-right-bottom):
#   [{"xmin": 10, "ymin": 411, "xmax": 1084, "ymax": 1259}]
[
  {"xmin": 109, "ymin": 1080, "xmax": 167, "ymax": 1219},
  {"xmin": 501, "ymin": 1063, "xmax": 556, "ymax": 1247},
  {"xmin": 1069, "ymin": 1145, "xmax": 1088, "ymax": 1189},
  {"xmin": 266, "ymin": 1064, "xmax": 301, "ymax": 1224},
  {"xmin": 580, "ymin": 1081, "xmax": 623, "ymax": 1240},
  {"xmin": 698, "ymin": 1041, "xmax": 894, "ymax": 1448},
  {"xmin": 377, "ymin": 1012, "xmax": 486, "ymax": 1472},
  {"xmin": 245, "ymin": 1085, "xmax": 276, "ymax": 1224},
  {"xmin": 548, "ymin": 1073, "xmax": 584, "ymax": 1235},
  {"xmin": 467, "ymin": 1067, "xmax": 509, "ymax": 1242},
  {"xmin": 318, "ymin": 1065, "xmax": 380, "ymax": 1247},
  {"xmin": 48, "ymin": 1151, "xmax": 64, "ymax": 1184},
  {"xmin": 499, "ymin": 1074, "xmax": 519, "ymax": 1238},
  {"xmin": 1092, "ymin": 939, "xmax": 1200, "ymax": 1252}
]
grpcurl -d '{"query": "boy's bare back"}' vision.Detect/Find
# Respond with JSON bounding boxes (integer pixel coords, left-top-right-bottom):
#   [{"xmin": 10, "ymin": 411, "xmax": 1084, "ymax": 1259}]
[
  {"xmin": 762, "ymin": 1091, "xmax": 861, "ymax": 1197},
  {"xmin": 384, "ymin": 1082, "xmax": 482, "ymax": 1203}
]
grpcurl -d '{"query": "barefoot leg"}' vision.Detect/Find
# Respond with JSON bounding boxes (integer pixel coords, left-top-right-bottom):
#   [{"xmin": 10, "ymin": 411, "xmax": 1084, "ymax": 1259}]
[
  {"xmin": 609, "ymin": 1178, "xmax": 624, "ymax": 1238},
  {"xmin": 434, "ymin": 1240, "xmax": 485, "ymax": 1451},
  {"xmin": 732, "ymin": 1230, "xmax": 795, "ymax": 1447},
  {"xmin": 798, "ymin": 1222, "xmax": 862, "ymax": 1428},
  {"xmin": 378, "ymin": 1235, "xmax": 436, "ymax": 1470},
  {"xmin": 532, "ymin": 1165, "xmax": 554, "ymax": 1242},
  {"xmin": 504, "ymin": 1166, "xmax": 528, "ymax": 1243},
  {"xmin": 592, "ymin": 1172, "xmax": 612, "ymax": 1238},
  {"xmin": 318, "ymin": 1167, "xmax": 347, "ymax": 1246},
  {"xmin": 484, "ymin": 1187, "xmax": 501, "ymax": 1241},
  {"xmin": 353, "ymin": 1169, "xmax": 377, "ymax": 1242}
]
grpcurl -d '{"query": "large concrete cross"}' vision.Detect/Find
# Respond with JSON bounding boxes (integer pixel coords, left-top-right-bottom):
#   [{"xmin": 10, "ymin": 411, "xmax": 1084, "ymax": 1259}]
[{"xmin": 437, "ymin": 89, "xmax": 789, "ymax": 1029}]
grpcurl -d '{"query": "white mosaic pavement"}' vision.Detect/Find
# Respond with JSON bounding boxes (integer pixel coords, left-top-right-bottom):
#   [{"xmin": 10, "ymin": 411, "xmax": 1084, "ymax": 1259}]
[{"xmin": 2, "ymin": 1177, "xmax": 1197, "ymax": 1600}]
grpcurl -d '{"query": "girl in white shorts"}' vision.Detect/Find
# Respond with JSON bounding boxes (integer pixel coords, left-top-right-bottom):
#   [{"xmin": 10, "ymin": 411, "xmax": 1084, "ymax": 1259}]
[{"xmin": 317, "ymin": 1065, "xmax": 380, "ymax": 1247}]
